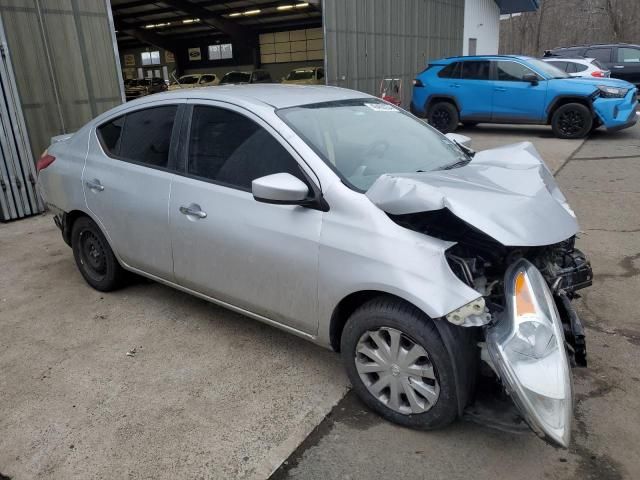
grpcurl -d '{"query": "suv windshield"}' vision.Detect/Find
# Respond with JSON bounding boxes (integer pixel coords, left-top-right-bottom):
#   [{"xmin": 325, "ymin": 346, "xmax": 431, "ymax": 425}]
[
  {"xmin": 287, "ymin": 70, "xmax": 315, "ymax": 80},
  {"xmin": 528, "ymin": 58, "xmax": 570, "ymax": 78},
  {"xmin": 277, "ymin": 99, "xmax": 468, "ymax": 191},
  {"xmin": 220, "ymin": 72, "xmax": 251, "ymax": 84}
]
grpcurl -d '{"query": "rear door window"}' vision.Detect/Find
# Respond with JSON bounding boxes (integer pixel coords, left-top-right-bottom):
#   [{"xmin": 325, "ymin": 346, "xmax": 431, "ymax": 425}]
[
  {"xmin": 98, "ymin": 106, "xmax": 178, "ymax": 170},
  {"xmin": 187, "ymin": 105, "xmax": 306, "ymax": 190},
  {"xmin": 585, "ymin": 47, "xmax": 612, "ymax": 63},
  {"xmin": 461, "ymin": 61, "xmax": 490, "ymax": 80},
  {"xmin": 617, "ymin": 47, "xmax": 640, "ymax": 63}
]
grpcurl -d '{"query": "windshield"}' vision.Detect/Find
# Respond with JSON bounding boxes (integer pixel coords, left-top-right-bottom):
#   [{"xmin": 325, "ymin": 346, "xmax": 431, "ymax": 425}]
[
  {"xmin": 220, "ymin": 72, "xmax": 251, "ymax": 84},
  {"xmin": 277, "ymin": 99, "xmax": 469, "ymax": 191},
  {"xmin": 529, "ymin": 58, "xmax": 570, "ymax": 78},
  {"xmin": 179, "ymin": 75, "xmax": 199, "ymax": 84},
  {"xmin": 287, "ymin": 70, "xmax": 314, "ymax": 80}
]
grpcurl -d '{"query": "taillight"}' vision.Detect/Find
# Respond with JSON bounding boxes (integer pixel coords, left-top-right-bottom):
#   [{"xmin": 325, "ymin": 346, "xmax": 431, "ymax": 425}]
[
  {"xmin": 591, "ymin": 70, "xmax": 605, "ymax": 77},
  {"xmin": 413, "ymin": 78, "xmax": 424, "ymax": 87},
  {"xmin": 37, "ymin": 151, "xmax": 56, "ymax": 172}
]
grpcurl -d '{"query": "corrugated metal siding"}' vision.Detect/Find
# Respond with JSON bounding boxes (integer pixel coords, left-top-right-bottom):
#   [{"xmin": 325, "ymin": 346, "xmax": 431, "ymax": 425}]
[
  {"xmin": 0, "ymin": 0, "xmax": 123, "ymax": 160},
  {"xmin": 323, "ymin": 0, "xmax": 465, "ymax": 107},
  {"xmin": 463, "ymin": 0, "xmax": 500, "ymax": 55}
]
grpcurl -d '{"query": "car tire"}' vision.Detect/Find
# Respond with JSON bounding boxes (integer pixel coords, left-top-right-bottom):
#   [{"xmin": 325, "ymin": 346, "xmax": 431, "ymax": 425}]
[
  {"xmin": 551, "ymin": 103, "xmax": 593, "ymax": 139},
  {"xmin": 71, "ymin": 216, "xmax": 126, "ymax": 292},
  {"xmin": 427, "ymin": 102, "xmax": 459, "ymax": 133},
  {"xmin": 340, "ymin": 296, "xmax": 463, "ymax": 430}
]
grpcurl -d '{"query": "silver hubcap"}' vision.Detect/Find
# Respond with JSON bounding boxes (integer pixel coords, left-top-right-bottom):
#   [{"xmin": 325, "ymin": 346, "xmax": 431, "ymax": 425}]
[{"xmin": 355, "ymin": 327, "xmax": 439, "ymax": 415}]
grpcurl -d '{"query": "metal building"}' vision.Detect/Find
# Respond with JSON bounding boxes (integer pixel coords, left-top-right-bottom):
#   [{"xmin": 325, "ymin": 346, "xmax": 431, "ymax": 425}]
[{"xmin": 0, "ymin": 0, "xmax": 122, "ymax": 221}]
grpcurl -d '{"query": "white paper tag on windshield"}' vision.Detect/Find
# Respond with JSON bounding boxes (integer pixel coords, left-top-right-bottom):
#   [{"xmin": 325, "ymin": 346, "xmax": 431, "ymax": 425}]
[{"xmin": 365, "ymin": 102, "xmax": 399, "ymax": 112}]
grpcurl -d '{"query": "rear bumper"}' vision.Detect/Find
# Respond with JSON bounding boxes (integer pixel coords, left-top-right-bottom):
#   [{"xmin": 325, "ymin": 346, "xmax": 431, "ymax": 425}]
[{"xmin": 593, "ymin": 88, "xmax": 638, "ymax": 131}]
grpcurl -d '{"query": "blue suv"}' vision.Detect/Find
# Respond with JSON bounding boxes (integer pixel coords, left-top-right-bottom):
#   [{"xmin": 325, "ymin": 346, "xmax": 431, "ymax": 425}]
[{"xmin": 411, "ymin": 55, "xmax": 638, "ymax": 139}]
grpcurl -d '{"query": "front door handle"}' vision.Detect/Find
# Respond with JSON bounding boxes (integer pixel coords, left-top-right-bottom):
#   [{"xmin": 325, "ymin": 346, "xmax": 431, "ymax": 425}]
[
  {"xmin": 179, "ymin": 204, "xmax": 207, "ymax": 219},
  {"xmin": 613, "ymin": 65, "xmax": 625, "ymax": 69},
  {"xmin": 86, "ymin": 179, "xmax": 104, "ymax": 191},
  {"xmin": 494, "ymin": 87, "xmax": 507, "ymax": 92},
  {"xmin": 450, "ymin": 83, "xmax": 461, "ymax": 88}
]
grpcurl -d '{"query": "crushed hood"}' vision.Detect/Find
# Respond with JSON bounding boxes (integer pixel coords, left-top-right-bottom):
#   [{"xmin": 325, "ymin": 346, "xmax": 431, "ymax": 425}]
[{"xmin": 366, "ymin": 142, "xmax": 579, "ymax": 247}]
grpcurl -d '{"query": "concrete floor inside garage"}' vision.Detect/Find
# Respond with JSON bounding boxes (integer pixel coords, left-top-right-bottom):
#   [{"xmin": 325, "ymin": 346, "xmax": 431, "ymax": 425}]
[{"xmin": 1, "ymin": 122, "xmax": 640, "ymax": 479}]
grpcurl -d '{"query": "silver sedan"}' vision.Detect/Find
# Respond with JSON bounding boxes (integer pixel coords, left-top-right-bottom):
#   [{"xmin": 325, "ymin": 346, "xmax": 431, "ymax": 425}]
[{"xmin": 37, "ymin": 85, "xmax": 593, "ymax": 447}]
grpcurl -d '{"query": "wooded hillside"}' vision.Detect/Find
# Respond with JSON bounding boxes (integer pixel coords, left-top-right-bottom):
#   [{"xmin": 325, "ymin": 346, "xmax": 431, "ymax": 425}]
[{"xmin": 499, "ymin": 0, "xmax": 640, "ymax": 56}]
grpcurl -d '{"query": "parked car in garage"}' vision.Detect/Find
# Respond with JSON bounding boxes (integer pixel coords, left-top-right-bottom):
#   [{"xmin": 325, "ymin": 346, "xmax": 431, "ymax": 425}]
[
  {"xmin": 281, "ymin": 66, "xmax": 325, "ymax": 85},
  {"xmin": 411, "ymin": 55, "xmax": 638, "ymax": 138},
  {"xmin": 124, "ymin": 77, "xmax": 167, "ymax": 101},
  {"xmin": 168, "ymin": 73, "xmax": 217, "ymax": 90},
  {"xmin": 219, "ymin": 70, "xmax": 272, "ymax": 85},
  {"xmin": 37, "ymin": 85, "xmax": 592, "ymax": 448},
  {"xmin": 545, "ymin": 43, "xmax": 640, "ymax": 86},
  {"xmin": 542, "ymin": 57, "xmax": 610, "ymax": 78}
]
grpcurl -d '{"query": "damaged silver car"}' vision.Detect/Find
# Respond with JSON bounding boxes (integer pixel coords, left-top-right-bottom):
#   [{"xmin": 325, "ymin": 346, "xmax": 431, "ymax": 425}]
[{"xmin": 37, "ymin": 85, "xmax": 592, "ymax": 448}]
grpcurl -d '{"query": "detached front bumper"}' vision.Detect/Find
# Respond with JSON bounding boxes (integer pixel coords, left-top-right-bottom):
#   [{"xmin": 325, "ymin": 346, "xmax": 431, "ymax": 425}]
[{"xmin": 593, "ymin": 88, "xmax": 639, "ymax": 131}]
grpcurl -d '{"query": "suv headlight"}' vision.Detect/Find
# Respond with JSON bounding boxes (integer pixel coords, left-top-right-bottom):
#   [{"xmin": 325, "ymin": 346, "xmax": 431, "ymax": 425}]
[{"xmin": 597, "ymin": 85, "xmax": 629, "ymax": 98}]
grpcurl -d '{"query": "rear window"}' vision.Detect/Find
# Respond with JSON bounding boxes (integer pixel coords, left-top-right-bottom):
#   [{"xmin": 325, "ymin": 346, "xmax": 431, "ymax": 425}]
[
  {"xmin": 585, "ymin": 48, "xmax": 612, "ymax": 63},
  {"xmin": 460, "ymin": 61, "xmax": 490, "ymax": 80},
  {"xmin": 220, "ymin": 72, "xmax": 251, "ymax": 84},
  {"xmin": 573, "ymin": 62, "xmax": 589, "ymax": 73},
  {"xmin": 437, "ymin": 62, "xmax": 461, "ymax": 78}
]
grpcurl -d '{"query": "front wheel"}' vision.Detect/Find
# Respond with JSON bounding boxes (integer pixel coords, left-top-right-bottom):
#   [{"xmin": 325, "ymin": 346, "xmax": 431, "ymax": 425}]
[
  {"xmin": 551, "ymin": 103, "xmax": 593, "ymax": 139},
  {"xmin": 427, "ymin": 101, "xmax": 459, "ymax": 133},
  {"xmin": 340, "ymin": 297, "xmax": 464, "ymax": 430}
]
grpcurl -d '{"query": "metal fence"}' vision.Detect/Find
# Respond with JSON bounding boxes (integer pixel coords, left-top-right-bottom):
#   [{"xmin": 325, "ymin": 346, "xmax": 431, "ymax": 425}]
[{"xmin": 0, "ymin": 0, "xmax": 123, "ymax": 221}]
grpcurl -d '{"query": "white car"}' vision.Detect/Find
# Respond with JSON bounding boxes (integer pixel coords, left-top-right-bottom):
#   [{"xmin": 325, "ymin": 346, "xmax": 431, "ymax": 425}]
[
  {"xmin": 168, "ymin": 73, "xmax": 218, "ymax": 90},
  {"xmin": 543, "ymin": 57, "xmax": 611, "ymax": 78}
]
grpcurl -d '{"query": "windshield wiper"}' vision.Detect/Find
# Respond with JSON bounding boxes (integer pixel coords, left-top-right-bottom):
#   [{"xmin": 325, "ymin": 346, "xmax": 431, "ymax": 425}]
[{"xmin": 440, "ymin": 158, "xmax": 472, "ymax": 170}]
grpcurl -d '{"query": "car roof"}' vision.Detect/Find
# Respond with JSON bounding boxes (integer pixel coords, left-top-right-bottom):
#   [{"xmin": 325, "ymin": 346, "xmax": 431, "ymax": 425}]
[
  {"xmin": 544, "ymin": 57, "xmax": 595, "ymax": 63},
  {"xmin": 552, "ymin": 43, "xmax": 640, "ymax": 49},
  {"xmin": 432, "ymin": 54, "xmax": 536, "ymax": 64},
  {"xmin": 122, "ymin": 84, "xmax": 371, "ymax": 110}
]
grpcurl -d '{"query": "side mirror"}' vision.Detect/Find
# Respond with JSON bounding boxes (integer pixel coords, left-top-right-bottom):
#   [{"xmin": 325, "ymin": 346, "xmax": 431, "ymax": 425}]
[
  {"xmin": 252, "ymin": 173, "xmax": 309, "ymax": 205},
  {"xmin": 523, "ymin": 73, "xmax": 539, "ymax": 85},
  {"xmin": 445, "ymin": 133, "xmax": 472, "ymax": 149}
]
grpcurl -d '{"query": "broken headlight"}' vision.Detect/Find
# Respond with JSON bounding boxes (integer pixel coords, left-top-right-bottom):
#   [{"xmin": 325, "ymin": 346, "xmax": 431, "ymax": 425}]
[{"xmin": 487, "ymin": 259, "xmax": 573, "ymax": 447}]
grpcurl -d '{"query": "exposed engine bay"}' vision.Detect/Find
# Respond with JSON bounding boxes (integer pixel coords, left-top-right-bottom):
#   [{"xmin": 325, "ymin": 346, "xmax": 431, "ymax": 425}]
[{"xmin": 391, "ymin": 208, "xmax": 592, "ymax": 367}]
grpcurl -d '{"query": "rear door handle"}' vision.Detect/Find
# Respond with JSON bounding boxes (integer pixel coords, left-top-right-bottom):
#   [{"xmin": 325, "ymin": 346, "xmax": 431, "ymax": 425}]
[
  {"xmin": 450, "ymin": 83, "xmax": 461, "ymax": 88},
  {"xmin": 86, "ymin": 179, "xmax": 104, "ymax": 191},
  {"xmin": 613, "ymin": 65, "xmax": 625, "ymax": 69},
  {"xmin": 179, "ymin": 203, "xmax": 207, "ymax": 219}
]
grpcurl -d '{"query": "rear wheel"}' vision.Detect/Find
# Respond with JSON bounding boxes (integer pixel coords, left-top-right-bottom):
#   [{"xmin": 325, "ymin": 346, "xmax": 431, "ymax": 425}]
[
  {"xmin": 551, "ymin": 103, "xmax": 593, "ymax": 139},
  {"xmin": 71, "ymin": 216, "xmax": 126, "ymax": 292},
  {"xmin": 340, "ymin": 297, "xmax": 463, "ymax": 430},
  {"xmin": 427, "ymin": 101, "xmax": 459, "ymax": 133}
]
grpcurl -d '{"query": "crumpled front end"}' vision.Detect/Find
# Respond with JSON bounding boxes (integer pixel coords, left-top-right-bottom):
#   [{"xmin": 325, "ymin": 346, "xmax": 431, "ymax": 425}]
[{"xmin": 374, "ymin": 141, "xmax": 594, "ymax": 447}]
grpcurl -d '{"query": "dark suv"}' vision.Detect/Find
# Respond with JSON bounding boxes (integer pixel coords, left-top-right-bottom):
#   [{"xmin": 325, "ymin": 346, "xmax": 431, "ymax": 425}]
[{"xmin": 545, "ymin": 44, "xmax": 640, "ymax": 86}]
